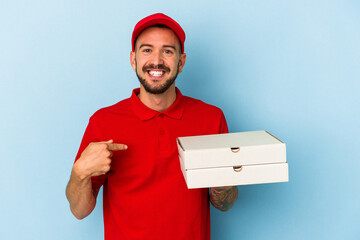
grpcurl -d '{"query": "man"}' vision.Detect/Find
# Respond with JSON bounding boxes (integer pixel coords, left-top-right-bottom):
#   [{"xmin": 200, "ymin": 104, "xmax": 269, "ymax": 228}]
[{"xmin": 66, "ymin": 13, "xmax": 238, "ymax": 240}]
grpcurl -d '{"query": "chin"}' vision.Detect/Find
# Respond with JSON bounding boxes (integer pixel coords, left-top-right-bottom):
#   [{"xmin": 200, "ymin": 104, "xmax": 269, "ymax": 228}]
[
  {"xmin": 137, "ymin": 75, "xmax": 177, "ymax": 95},
  {"xmin": 142, "ymin": 84, "xmax": 172, "ymax": 94}
]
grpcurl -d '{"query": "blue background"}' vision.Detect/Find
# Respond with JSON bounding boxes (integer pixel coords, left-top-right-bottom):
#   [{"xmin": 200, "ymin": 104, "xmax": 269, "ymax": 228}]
[{"xmin": 1, "ymin": 1, "xmax": 359, "ymax": 239}]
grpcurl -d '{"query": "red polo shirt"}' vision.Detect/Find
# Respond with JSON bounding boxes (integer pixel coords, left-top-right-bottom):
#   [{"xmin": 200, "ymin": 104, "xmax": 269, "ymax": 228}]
[{"xmin": 75, "ymin": 88, "xmax": 228, "ymax": 240}]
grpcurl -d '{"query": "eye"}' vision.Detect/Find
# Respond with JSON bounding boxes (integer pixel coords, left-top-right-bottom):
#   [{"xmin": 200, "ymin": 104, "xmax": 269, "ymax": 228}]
[
  {"xmin": 142, "ymin": 48, "xmax": 151, "ymax": 53},
  {"xmin": 164, "ymin": 49, "xmax": 173, "ymax": 54}
]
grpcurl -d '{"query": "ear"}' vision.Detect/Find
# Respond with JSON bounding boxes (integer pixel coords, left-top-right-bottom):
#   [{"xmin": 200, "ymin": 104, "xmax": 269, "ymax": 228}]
[
  {"xmin": 177, "ymin": 53, "xmax": 187, "ymax": 74},
  {"xmin": 130, "ymin": 51, "xmax": 136, "ymax": 72}
]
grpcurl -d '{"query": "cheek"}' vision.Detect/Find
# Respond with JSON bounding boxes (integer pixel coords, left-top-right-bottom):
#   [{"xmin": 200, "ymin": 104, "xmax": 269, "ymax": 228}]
[
  {"xmin": 136, "ymin": 57, "xmax": 149, "ymax": 68},
  {"xmin": 169, "ymin": 58, "xmax": 180, "ymax": 68}
]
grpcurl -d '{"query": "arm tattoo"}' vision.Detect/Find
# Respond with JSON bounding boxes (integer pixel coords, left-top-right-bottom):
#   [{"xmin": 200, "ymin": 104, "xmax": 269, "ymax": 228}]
[{"xmin": 210, "ymin": 186, "xmax": 238, "ymax": 212}]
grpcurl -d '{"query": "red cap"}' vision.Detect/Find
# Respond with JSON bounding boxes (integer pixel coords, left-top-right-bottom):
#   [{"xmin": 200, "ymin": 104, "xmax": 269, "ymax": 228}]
[{"xmin": 131, "ymin": 13, "xmax": 185, "ymax": 53}]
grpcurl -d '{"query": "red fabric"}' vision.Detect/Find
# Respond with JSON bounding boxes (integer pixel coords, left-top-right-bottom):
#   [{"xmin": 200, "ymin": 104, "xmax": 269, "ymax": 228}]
[
  {"xmin": 131, "ymin": 13, "xmax": 186, "ymax": 53},
  {"xmin": 75, "ymin": 88, "xmax": 228, "ymax": 240}
]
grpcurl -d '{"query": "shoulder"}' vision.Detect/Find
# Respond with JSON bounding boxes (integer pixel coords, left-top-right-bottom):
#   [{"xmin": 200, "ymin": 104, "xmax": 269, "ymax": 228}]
[
  {"xmin": 90, "ymin": 97, "xmax": 132, "ymax": 122},
  {"xmin": 181, "ymin": 95, "xmax": 228, "ymax": 134},
  {"xmin": 183, "ymin": 95, "xmax": 224, "ymax": 117}
]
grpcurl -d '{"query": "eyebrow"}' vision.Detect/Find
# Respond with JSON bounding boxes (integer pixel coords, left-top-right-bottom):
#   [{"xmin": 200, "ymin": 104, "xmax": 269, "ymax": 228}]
[
  {"xmin": 163, "ymin": 45, "xmax": 177, "ymax": 51},
  {"xmin": 139, "ymin": 44, "xmax": 177, "ymax": 51},
  {"xmin": 139, "ymin": 44, "xmax": 153, "ymax": 49}
]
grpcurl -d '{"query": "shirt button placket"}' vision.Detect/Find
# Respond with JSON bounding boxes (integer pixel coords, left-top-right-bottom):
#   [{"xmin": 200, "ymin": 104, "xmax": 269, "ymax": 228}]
[{"xmin": 157, "ymin": 113, "xmax": 168, "ymax": 151}]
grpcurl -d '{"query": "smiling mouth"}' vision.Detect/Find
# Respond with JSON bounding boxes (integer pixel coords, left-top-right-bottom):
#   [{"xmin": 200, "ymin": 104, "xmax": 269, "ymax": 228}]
[
  {"xmin": 143, "ymin": 64, "xmax": 170, "ymax": 78},
  {"xmin": 147, "ymin": 70, "xmax": 166, "ymax": 77}
]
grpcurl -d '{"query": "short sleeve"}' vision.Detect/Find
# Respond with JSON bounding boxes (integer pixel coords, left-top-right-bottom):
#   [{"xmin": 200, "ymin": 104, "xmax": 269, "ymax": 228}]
[
  {"xmin": 74, "ymin": 116, "xmax": 107, "ymax": 190},
  {"xmin": 219, "ymin": 110, "xmax": 229, "ymax": 134}
]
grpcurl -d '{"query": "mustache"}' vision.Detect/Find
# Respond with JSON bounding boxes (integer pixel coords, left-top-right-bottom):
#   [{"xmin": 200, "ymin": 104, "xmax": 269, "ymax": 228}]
[{"xmin": 142, "ymin": 64, "xmax": 170, "ymax": 72}]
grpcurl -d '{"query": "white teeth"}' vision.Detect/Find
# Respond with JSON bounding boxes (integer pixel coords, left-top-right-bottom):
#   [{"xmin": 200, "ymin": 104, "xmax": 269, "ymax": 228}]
[{"xmin": 149, "ymin": 71, "xmax": 164, "ymax": 76}]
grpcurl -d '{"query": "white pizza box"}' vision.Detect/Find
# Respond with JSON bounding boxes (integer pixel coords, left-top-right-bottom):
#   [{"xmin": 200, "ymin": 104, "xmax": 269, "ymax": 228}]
[{"xmin": 177, "ymin": 130, "xmax": 288, "ymax": 189}]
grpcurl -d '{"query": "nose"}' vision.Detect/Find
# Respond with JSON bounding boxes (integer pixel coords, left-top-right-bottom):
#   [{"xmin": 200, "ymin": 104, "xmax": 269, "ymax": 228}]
[{"xmin": 151, "ymin": 50, "xmax": 164, "ymax": 66}]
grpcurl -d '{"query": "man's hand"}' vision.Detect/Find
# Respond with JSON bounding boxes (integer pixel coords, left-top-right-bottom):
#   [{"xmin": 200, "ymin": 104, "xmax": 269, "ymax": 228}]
[
  {"xmin": 66, "ymin": 140, "xmax": 127, "ymax": 220},
  {"xmin": 73, "ymin": 140, "xmax": 128, "ymax": 180},
  {"xmin": 210, "ymin": 186, "xmax": 238, "ymax": 212}
]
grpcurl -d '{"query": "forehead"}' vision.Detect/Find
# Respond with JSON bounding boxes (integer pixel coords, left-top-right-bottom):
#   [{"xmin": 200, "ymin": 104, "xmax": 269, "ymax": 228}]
[{"xmin": 135, "ymin": 27, "xmax": 181, "ymax": 50}]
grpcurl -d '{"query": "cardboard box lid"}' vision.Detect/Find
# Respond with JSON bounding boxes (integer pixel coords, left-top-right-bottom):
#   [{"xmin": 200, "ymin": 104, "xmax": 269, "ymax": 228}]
[{"xmin": 177, "ymin": 130, "xmax": 286, "ymax": 169}]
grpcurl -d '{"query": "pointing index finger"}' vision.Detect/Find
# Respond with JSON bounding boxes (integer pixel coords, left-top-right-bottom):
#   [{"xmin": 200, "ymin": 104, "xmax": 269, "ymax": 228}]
[{"xmin": 107, "ymin": 143, "xmax": 128, "ymax": 151}]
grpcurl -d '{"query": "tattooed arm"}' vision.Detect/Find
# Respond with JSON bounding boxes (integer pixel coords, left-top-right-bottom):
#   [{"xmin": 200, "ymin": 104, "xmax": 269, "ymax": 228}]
[{"xmin": 210, "ymin": 186, "xmax": 238, "ymax": 212}]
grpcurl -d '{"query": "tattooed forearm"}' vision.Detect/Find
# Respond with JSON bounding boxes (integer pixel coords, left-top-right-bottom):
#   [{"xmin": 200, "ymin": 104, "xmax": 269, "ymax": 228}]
[{"xmin": 210, "ymin": 186, "xmax": 238, "ymax": 212}]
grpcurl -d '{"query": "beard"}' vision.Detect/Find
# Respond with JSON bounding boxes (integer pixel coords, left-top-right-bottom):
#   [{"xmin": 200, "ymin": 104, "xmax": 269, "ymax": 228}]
[{"xmin": 136, "ymin": 62, "xmax": 179, "ymax": 94}]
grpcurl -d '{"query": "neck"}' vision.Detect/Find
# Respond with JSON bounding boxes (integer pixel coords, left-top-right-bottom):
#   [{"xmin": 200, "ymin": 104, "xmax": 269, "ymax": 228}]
[{"xmin": 138, "ymin": 85, "xmax": 177, "ymax": 112}]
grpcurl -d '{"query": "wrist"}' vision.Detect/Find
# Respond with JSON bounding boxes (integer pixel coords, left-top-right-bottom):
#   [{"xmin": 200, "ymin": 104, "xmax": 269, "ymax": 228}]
[{"xmin": 73, "ymin": 159, "xmax": 91, "ymax": 182}]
